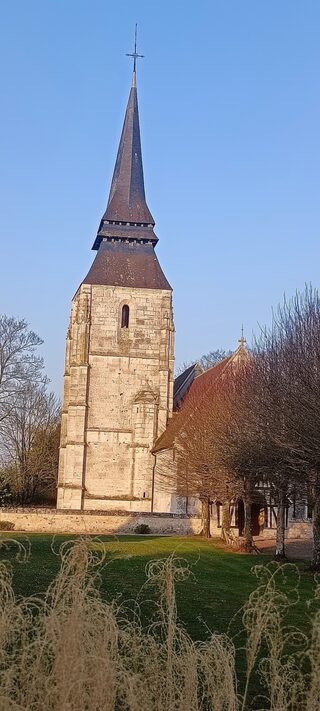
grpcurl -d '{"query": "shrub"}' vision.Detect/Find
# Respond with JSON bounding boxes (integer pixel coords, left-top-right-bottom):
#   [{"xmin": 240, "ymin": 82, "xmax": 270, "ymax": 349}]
[
  {"xmin": 134, "ymin": 523, "xmax": 151, "ymax": 534},
  {"xmin": 0, "ymin": 520, "xmax": 14, "ymax": 531}
]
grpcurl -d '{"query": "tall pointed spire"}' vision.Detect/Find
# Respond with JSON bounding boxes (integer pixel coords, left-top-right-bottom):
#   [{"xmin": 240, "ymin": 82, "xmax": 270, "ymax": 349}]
[
  {"xmin": 93, "ymin": 28, "xmax": 156, "ymax": 250},
  {"xmin": 103, "ymin": 71, "xmax": 154, "ymax": 226}
]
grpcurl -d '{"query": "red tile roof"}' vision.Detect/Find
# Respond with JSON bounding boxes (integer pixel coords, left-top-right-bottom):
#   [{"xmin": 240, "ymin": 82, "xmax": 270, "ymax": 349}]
[{"xmin": 153, "ymin": 347, "xmax": 247, "ymax": 452}]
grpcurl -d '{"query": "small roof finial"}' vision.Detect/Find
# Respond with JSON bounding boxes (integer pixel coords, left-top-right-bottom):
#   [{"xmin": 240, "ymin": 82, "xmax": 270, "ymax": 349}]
[
  {"xmin": 238, "ymin": 324, "xmax": 246, "ymax": 347},
  {"xmin": 126, "ymin": 24, "xmax": 144, "ymax": 78}
]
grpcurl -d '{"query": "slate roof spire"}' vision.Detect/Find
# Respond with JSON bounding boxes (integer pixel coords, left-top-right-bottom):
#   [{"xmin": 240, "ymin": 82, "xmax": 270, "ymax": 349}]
[{"xmin": 93, "ymin": 27, "xmax": 156, "ymax": 250}]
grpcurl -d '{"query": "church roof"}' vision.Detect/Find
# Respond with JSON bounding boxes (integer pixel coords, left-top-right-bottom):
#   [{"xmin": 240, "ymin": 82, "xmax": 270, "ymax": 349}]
[
  {"xmin": 153, "ymin": 344, "xmax": 248, "ymax": 453},
  {"xmin": 173, "ymin": 363, "xmax": 200, "ymax": 410},
  {"xmin": 92, "ymin": 69, "xmax": 156, "ymax": 250},
  {"xmin": 83, "ymin": 240, "xmax": 171, "ymax": 291}
]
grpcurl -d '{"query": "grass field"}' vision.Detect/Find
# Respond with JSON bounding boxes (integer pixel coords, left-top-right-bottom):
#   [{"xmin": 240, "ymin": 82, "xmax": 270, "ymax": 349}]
[{"xmin": 0, "ymin": 533, "xmax": 315, "ymax": 641}]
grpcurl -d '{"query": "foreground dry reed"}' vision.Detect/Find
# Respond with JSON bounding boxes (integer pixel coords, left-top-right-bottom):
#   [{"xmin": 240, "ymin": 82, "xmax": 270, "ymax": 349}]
[{"xmin": 0, "ymin": 538, "xmax": 319, "ymax": 710}]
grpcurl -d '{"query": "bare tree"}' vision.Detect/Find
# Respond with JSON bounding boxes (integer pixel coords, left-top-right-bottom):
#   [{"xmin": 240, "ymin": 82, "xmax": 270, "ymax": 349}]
[
  {"xmin": 181, "ymin": 347, "xmax": 289, "ymax": 555},
  {"xmin": 0, "ymin": 315, "xmax": 61, "ymax": 505},
  {"xmin": 199, "ymin": 349, "xmax": 233, "ymax": 370},
  {"xmin": 0, "ymin": 315, "xmax": 44, "ymax": 423},
  {"xmin": 217, "ymin": 352, "xmax": 293, "ymax": 557},
  {"xmin": 262, "ymin": 287, "xmax": 320, "ymax": 569},
  {"xmin": 208, "ymin": 357, "xmax": 262, "ymax": 552},
  {"xmin": 232, "ymin": 286, "xmax": 320, "ymax": 565},
  {"xmin": 157, "ymin": 357, "xmax": 243, "ymax": 540},
  {"xmin": 163, "ymin": 288, "xmax": 320, "ymax": 563},
  {"xmin": 251, "ymin": 338, "xmax": 297, "ymax": 558},
  {"xmin": 0, "ymin": 381, "xmax": 60, "ymax": 505}
]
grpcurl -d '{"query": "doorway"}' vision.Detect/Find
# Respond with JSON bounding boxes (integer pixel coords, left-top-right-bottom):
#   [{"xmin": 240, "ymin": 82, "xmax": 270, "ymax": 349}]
[
  {"xmin": 251, "ymin": 503, "xmax": 261, "ymax": 536},
  {"xmin": 237, "ymin": 499, "xmax": 263, "ymax": 537}
]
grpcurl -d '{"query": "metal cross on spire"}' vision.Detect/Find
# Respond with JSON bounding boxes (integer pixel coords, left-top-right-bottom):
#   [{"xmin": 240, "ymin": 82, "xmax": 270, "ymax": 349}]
[
  {"xmin": 126, "ymin": 24, "xmax": 144, "ymax": 73},
  {"xmin": 238, "ymin": 324, "xmax": 247, "ymax": 347}
]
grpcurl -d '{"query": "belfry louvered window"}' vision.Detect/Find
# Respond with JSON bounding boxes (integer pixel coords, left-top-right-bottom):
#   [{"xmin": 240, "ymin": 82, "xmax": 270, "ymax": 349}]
[{"xmin": 121, "ymin": 304, "xmax": 129, "ymax": 328}]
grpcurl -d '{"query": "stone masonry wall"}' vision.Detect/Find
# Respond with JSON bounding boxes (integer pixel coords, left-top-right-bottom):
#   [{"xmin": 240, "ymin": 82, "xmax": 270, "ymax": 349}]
[
  {"xmin": 0, "ymin": 509, "xmax": 202, "ymax": 535},
  {"xmin": 0, "ymin": 509, "xmax": 312, "ymax": 539},
  {"xmin": 57, "ymin": 283, "xmax": 174, "ymax": 511}
]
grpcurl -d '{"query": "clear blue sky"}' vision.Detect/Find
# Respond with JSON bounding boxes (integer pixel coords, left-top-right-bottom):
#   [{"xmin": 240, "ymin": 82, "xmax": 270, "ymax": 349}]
[{"xmin": 0, "ymin": 1, "xmax": 319, "ymax": 395}]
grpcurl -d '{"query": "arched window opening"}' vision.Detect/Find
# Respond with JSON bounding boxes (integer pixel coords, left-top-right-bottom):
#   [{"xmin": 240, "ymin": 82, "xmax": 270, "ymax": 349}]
[{"xmin": 121, "ymin": 304, "xmax": 129, "ymax": 329}]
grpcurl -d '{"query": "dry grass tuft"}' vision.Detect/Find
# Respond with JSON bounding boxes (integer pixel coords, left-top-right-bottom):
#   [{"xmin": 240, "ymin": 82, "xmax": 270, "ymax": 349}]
[{"xmin": 0, "ymin": 539, "xmax": 319, "ymax": 710}]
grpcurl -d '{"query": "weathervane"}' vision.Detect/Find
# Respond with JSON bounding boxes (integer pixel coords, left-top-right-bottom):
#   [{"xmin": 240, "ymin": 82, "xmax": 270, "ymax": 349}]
[{"xmin": 126, "ymin": 24, "xmax": 144, "ymax": 72}]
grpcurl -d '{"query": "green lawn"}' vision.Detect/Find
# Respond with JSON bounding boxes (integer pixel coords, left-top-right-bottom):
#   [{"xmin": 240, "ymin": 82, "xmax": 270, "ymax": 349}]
[
  {"xmin": 0, "ymin": 533, "xmax": 316, "ymax": 708},
  {"xmin": 0, "ymin": 533, "xmax": 315, "ymax": 641}
]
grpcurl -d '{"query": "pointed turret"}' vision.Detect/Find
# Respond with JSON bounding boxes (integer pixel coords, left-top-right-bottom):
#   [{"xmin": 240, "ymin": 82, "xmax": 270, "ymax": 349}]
[{"xmin": 92, "ymin": 67, "xmax": 157, "ymax": 250}]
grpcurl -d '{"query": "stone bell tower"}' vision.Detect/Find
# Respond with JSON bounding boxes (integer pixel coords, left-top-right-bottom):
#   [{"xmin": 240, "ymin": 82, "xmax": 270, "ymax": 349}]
[{"xmin": 57, "ymin": 48, "xmax": 174, "ymax": 511}]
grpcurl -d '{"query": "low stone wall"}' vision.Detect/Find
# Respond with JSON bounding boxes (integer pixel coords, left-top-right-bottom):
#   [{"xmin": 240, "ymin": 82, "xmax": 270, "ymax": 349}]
[
  {"xmin": 0, "ymin": 508, "xmax": 203, "ymax": 536},
  {"xmin": 259, "ymin": 521, "xmax": 313, "ymax": 540},
  {"xmin": 0, "ymin": 509, "xmax": 313, "ymax": 539}
]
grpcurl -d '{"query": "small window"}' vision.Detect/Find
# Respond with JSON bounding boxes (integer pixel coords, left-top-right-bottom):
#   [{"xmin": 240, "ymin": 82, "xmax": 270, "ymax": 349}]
[{"xmin": 121, "ymin": 304, "xmax": 129, "ymax": 328}]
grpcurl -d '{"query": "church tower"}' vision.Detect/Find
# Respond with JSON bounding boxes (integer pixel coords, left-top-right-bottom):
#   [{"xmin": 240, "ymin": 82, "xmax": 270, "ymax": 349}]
[{"xmin": 57, "ymin": 48, "xmax": 174, "ymax": 511}]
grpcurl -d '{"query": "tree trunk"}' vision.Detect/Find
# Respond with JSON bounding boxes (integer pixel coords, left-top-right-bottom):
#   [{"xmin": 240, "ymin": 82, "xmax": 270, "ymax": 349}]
[
  {"xmin": 243, "ymin": 484, "xmax": 253, "ymax": 552},
  {"xmin": 312, "ymin": 483, "xmax": 320, "ymax": 570},
  {"xmin": 221, "ymin": 500, "xmax": 231, "ymax": 542},
  {"xmin": 201, "ymin": 498, "xmax": 211, "ymax": 539},
  {"xmin": 275, "ymin": 486, "xmax": 286, "ymax": 560}
]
